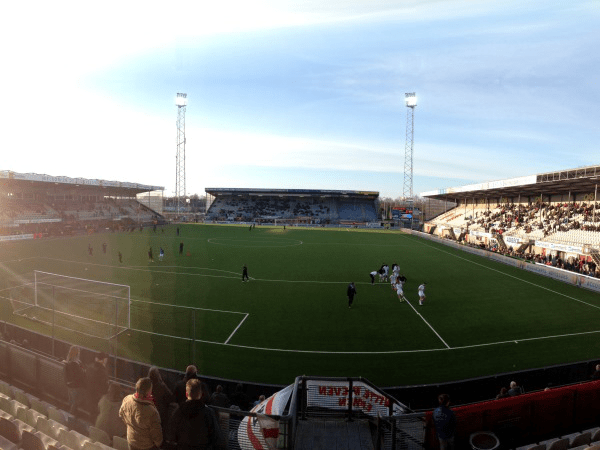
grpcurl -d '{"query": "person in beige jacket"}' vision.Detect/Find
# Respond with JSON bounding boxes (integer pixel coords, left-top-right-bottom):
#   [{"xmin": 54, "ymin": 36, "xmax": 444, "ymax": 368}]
[{"xmin": 119, "ymin": 377, "xmax": 163, "ymax": 450}]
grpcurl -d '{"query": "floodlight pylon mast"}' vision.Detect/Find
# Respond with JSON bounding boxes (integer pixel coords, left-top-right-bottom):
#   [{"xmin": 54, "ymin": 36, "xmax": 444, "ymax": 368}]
[
  {"xmin": 403, "ymin": 92, "xmax": 416, "ymax": 199},
  {"xmin": 175, "ymin": 93, "xmax": 187, "ymax": 215}
]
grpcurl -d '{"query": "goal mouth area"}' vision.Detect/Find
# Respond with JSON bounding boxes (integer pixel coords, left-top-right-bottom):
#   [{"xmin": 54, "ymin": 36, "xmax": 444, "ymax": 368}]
[{"xmin": 12, "ymin": 304, "xmax": 129, "ymax": 340}]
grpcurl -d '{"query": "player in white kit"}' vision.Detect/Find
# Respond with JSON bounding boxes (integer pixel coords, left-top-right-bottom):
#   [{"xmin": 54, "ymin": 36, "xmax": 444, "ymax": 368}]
[{"xmin": 418, "ymin": 283, "xmax": 426, "ymax": 305}]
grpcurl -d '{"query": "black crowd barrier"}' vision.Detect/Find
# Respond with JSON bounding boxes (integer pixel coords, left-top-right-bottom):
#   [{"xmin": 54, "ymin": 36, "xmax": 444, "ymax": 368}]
[{"xmin": 1, "ymin": 321, "xmax": 598, "ymax": 414}]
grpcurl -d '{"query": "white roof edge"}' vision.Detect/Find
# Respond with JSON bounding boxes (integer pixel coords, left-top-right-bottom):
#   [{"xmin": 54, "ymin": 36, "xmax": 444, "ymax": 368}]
[{"xmin": 0, "ymin": 170, "xmax": 163, "ymax": 192}]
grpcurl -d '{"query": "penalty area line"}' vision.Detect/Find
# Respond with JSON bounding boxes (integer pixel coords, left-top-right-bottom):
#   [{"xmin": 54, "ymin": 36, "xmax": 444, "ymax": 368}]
[{"xmin": 224, "ymin": 314, "xmax": 249, "ymax": 345}]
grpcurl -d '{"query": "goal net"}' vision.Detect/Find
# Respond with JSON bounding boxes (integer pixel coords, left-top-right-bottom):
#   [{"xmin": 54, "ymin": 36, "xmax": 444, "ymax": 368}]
[{"xmin": 14, "ymin": 271, "xmax": 131, "ymax": 340}]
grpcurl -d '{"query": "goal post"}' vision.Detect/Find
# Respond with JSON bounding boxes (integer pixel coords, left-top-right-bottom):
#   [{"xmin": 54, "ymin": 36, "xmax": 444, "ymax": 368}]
[{"xmin": 28, "ymin": 271, "xmax": 131, "ymax": 340}]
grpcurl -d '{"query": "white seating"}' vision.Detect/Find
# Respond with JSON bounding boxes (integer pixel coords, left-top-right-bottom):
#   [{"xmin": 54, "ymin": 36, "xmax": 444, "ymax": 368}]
[
  {"xmin": 0, "ymin": 417, "xmax": 21, "ymax": 446},
  {"xmin": 571, "ymin": 432, "xmax": 592, "ymax": 448},
  {"xmin": 111, "ymin": 435, "xmax": 128, "ymax": 450},
  {"xmin": 57, "ymin": 429, "xmax": 90, "ymax": 450},
  {"xmin": 12, "ymin": 389, "xmax": 31, "ymax": 408},
  {"xmin": 0, "ymin": 396, "xmax": 13, "ymax": 415},
  {"xmin": 36, "ymin": 417, "xmax": 67, "ymax": 441},
  {"xmin": 547, "ymin": 438, "xmax": 569, "ymax": 450},
  {"xmin": 88, "ymin": 426, "xmax": 110, "ymax": 446},
  {"xmin": 3, "ymin": 399, "xmax": 28, "ymax": 418},
  {"xmin": 16, "ymin": 406, "xmax": 29, "ymax": 424},
  {"xmin": 30, "ymin": 398, "xmax": 51, "ymax": 417},
  {"xmin": 82, "ymin": 442, "xmax": 104, "ymax": 450},
  {"xmin": 26, "ymin": 408, "xmax": 47, "ymax": 428},
  {"xmin": 12, "ymin": 417, "xmax": 35, "ymax": 438},
  {"xmin": 21, "ymin": 429, "xmax": 47, "ymax": 450},
  {"xmin": 33, "ymin": 430, "xmax": 60, "ymax": 450},
  {"xmin": 48, "ymin": 407, "xmax": 69, "ymax": 427},
  {"xmin": 0, "ymin": 434, "xmax": 19, "ymax": 450},
  {"xmin": 0, "ymin": 382, "xmax": 15, "ymax": 399}
]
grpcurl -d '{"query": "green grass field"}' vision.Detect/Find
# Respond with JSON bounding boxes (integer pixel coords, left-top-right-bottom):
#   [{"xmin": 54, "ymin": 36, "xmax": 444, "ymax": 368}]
[{"xmin": 2, "ymin": 224, "xmax": 600, "ymax": 387}]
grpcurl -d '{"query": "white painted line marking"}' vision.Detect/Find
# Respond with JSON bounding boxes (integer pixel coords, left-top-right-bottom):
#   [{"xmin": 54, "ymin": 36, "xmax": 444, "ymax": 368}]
[{"xmin": 225, "ymin": 314, "xmax": 249, "ymax": 344}]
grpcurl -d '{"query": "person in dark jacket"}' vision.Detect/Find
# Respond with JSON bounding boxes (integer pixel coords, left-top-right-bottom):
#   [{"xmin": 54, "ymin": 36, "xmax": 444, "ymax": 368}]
[
  {"xmin": 64, "ymin": 345, "xmax": 87, "ymax": 415},
  {"xmin": 174, "ymin": 365, "xmax": 201, "ymax": 405},
  {"xmin": 87, "ymin": 352, "xmax": 109, "ymax": 417},
  {"xmin": 229, "ymin": 383, "xmax": 251, "ymax": 411},
  {"xmin": 148, "ymin": 366, "xmax": 175, "ymax": 438},
  {"xmin": 168, "ymin": 379, "xmax": 221, "ymax": 450}
]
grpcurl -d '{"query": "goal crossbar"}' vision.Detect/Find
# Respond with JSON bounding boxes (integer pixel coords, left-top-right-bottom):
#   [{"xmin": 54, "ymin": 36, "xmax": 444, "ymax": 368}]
[{"xmin": 33, "ymin": 270, "xmax": 131, "ymax": 340}]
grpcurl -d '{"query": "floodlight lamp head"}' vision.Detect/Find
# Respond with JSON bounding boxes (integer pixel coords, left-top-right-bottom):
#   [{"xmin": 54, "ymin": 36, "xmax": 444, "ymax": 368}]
[
  {"xmin": 176, "ymin": 93, "xmax": 188, "ymax": 106},
  {"xmin": 405, "ymin": 92, "xmax": 417, "ymax": 107}
]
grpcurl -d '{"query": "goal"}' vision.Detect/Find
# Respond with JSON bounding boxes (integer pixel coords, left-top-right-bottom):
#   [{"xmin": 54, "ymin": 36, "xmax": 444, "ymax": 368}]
[{"xmin": 22, "ymin": 271, "xmax": 131, "ymax": 340}]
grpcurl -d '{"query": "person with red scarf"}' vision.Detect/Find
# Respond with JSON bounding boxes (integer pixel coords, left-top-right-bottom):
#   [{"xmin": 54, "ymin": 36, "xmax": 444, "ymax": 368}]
[{"xmin": 119, "ymin": 377, "xmax": 162, "ymax": 450}]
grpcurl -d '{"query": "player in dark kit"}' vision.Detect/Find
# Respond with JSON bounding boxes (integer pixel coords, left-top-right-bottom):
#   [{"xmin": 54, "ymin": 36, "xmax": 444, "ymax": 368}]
[
  {"xmin": 347, "ymin": 282, "xmax": 357, "ymax": 308},
  {"xmin": 88, "ymin": 244, "xmax": 93, "ymax": 256},
  {"xmin": 118, "ymin": 251, "xmax": 123, "ymax": 263},
  {"xmin": 242, "ymin": 265, "xmax": 249, "ymax": 282},
  {"xmin": 148, "ymin": 247, "xmax": 153, "ymax": 262},
  {"xmin": 179, "ymin": 242, "xmax": 184, "ymax": 255}
]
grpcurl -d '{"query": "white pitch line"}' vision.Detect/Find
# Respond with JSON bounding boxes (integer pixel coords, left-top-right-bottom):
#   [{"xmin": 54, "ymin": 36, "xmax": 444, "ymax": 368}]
[
  {"xmin": 224, "ymin": 313, "xmax": 249, "ymax": 344},
  {"xmin": 130, "ymin": 297, "xmax": 247, "ymax": 315},
  {"xmin": 120, "ymin": 326, "xmax": 600, "ymax": 354},
  {"xmin": 403, "ymin": 297, "xmax": 451, "ymax": 349}
]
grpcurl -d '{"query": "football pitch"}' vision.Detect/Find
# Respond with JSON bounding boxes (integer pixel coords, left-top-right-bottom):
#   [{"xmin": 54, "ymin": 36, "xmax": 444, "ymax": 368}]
[{"xmin": 2, "ymin": 224, "xmax": 600, "ymax": 387}]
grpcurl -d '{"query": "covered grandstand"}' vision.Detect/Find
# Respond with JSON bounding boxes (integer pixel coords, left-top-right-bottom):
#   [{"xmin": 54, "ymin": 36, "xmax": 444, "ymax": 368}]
[
  {"xmin": 205, "ymin": 187, "xmax": 380, "ymax": 224},
  {"xmin": 421, "ymin": 164, "xmax": 600, "ymax": 278},
  {"xmin": 0, "ymin": 170, "xmax": 165, "ymax": 237}
]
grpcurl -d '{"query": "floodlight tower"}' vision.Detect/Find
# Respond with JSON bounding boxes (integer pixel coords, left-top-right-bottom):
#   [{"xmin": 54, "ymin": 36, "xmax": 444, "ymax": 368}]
[
  {"xmin": 175, "ymin": 93, "xmax": 187, "ymax": 215},
  {"xmin": 403, "ymin": 92, "xmax": 417, "ymax": 199}
]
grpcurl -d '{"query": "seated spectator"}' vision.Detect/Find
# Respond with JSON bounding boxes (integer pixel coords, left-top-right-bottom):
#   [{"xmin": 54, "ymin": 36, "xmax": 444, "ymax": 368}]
[
  {"xmin": 253, "ymin": 395, "xmax": 266, "ymax": 407},
  {"xmin": 496, "ymin": 387, "xmax": 509, "ymax": 400},
  {"xmin": 508, "ymin": 381, "xmax": 523, "ymax": 396},
  {"xmin": 209, "ymin": 385, "xmax": 230, "ymax": 408},
  {"xmin": 96, "ymin": 382, "xmax": 126, "ymax": 441},
  {"xmin": 168, "ymin": 379, "xmax": 221, "ymax": 450},
  {"xmin": 591, "ymin": 364, "xmax": 600, "ymax": 380}
]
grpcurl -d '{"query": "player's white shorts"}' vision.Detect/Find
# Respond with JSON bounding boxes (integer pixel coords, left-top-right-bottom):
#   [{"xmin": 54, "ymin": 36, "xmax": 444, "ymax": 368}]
[{"xmin": 396, "ymin": 286, "xmax": 404, "ymax": 296}]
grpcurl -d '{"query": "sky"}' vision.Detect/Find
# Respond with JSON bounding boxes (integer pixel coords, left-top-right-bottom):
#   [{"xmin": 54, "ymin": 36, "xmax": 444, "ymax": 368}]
[{"xmin": 1, "ymin": 0, "xmax": 599, "ymax": 198}]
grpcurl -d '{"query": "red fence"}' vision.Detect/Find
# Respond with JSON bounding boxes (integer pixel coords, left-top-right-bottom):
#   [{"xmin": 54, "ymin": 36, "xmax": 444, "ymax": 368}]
[{"xmin": 425, "ymin": 380, "xmax": 600, "ymax": 449}]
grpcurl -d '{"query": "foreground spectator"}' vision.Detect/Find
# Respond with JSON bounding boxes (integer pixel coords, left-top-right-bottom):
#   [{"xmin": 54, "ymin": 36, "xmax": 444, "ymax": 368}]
[
  {"xmin": 174, "ymin": 365, "xmax": 201, "ymax": 405},
  {"xmin": 64, "ymin": 345, "xmax": 87, "ymax": 415},
  {"xmin": 148, "ymin": 366, "xmax": 174, "ymax": 438},
  {"xmin": 168, "ymin": 379, "xmax": 221, "ymax": 450},
  {"xmin": 96, "ymin": 382, "xmax": 126, "ymax": 441},
  {"xmin": 119, "ymin": 377, "xmax": 163, "ymax": 450},
  {"xmin": 87, "ymin": 352, "xmax": 109, "ymax": 416},
  {"xmin": 433, "ymin": 394, "xmax": 456, "ymax": 450}
]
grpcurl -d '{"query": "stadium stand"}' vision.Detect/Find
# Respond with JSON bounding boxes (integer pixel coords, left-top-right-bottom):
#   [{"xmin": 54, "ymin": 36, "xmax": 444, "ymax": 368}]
[
  {"xmin": 423, "ymin": 166, "xmax": 600, "ymax": 280},
  {"xmin": 0, "ymin": 171, "xmax": 165, "ymax": 237},
  {"xmin": 205, "ymin": 188, "xmax": 380, "ymax": 224}
]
